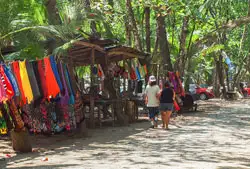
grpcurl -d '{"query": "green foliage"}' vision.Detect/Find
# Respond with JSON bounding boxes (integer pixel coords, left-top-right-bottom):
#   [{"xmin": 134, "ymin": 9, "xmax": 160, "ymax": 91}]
[{"xmin": 1, "ymin": 0, "xmax": 250, "ymax": 82}]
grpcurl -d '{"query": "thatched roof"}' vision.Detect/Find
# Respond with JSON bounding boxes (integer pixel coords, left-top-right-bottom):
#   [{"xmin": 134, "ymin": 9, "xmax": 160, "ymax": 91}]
[{"xmin": 67, "ymin": 38, "xmax": 148, "ymax": 66}]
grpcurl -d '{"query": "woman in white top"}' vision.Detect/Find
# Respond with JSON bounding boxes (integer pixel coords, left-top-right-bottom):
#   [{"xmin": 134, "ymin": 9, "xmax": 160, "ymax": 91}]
[{"xmin": 144, "ymin": 76, "xmax": 160, "ymax": 128}]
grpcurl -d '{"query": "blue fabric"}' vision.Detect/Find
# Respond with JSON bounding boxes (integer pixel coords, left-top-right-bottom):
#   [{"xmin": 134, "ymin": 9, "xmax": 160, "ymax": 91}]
[
  {"xmin": 64, "ymin": 64, "xmax": 75, "ymax": 105},
  {"xmin": 50, "ymin": 56, "xmax": 63, "ymax": 92},
  {"xmin": 3, "ymin": 65, "xmax": 20, "ymax": 96},
  {"xmin": 135, "ymin": 67, "xmax": 141, "ymax": 80},
  {"xmin": 225, "ymin": 57, "xmax": 231, "ymax": 65}
]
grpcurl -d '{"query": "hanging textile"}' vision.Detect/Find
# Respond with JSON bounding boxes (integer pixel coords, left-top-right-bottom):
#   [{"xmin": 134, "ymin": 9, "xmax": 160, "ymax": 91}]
[
  {"xmin": 0, "ymin": 65, "xmax": 15, "ymax": 100},
  {"xmin": 0, "ymin": 103, "xmax": 13, "ymax": 132},
  {"xmin": 0, "ymin": 75, "xmax": 7, "ymax": 102},
  {"xmin": 37, "ymin": 59, "xmax": 48, "ymax": 101},
  {"xmin": 19, "ymin": 60, "xmax": 34, "ymax": 104},
  {"xmin": 3, "ymin": 65, "xmax": 20, "ymax": 97},
  {"xmin": 31, "ymin": 61, "xmax": 44, "ymax": 105},
  {"xmin": 58, "ymin": 61, "xmax": 70, "ymax": 105},
  {"xmin": 11, "ymin": 61, "xmax": 26, "ymax": 105},
  {"xmin": 135, "ymin": 67, "xmax": 141, "ymax": 80},
  {"xmin": 50, "ymin": 56, "xmax": 63, "ymax": 92},
  {"xmin": 130, "ymin": 67, "xmax": 137, "ymax": 80},
  {"xmin": 26, "ymin": 61, "xmax": 41, "ymax": 101},
  {"xmin": 0, "ymin": 109, "xmax": 7, "ymax": 134},
  {"xmin": 44, "ymin": 57, "xmax": 60, "ymax": 99},
  {"xmin": 64, "ymin": 65, "xmax": 75, "ymax": 104}
]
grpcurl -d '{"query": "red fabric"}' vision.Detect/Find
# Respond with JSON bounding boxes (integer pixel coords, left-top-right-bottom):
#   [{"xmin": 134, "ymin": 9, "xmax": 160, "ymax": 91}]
[
  {"xmin": 130, "ymin": 68, "xmax": 137, "ymax": 80},
  {"xmin": 37, "ymin": 59, "xmax": 48, "ymax": 100},
  {"xmin": 174, "ymin": 100, "xmax": 180, "ymax": 111},
  {"xmin": 0, "ymin": 65, "xmax": 14, "ymax": 100},
  {"xmin": 43, "ymin": 57, "xmax": 60, "ymax": 99},
  {"xmin": 11, "ymin": 61, "xmax": 26, "ymax": 105}
]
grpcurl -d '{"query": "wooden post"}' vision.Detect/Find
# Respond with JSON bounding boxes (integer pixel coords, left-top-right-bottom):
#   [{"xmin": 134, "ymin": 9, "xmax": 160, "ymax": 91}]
[{"xmin": 90, "ymin": 48, "xmax": 95, "ymax": 128}]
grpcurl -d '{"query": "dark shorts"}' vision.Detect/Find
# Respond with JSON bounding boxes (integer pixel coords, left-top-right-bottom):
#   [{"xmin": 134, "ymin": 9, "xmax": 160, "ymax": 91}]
[
  {"xmin": 147, "ymin": 107, "xmax": 159, "ymax": 119},
  {"xmin": 160, "ymin": 103, "xmax": 173, "ymax": 112}
]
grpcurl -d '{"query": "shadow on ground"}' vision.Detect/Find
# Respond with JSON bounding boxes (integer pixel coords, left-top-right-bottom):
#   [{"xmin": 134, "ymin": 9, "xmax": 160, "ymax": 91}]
[{"xmin": 0, "ymin": 99, "xmax": 250, "ymax": 169}]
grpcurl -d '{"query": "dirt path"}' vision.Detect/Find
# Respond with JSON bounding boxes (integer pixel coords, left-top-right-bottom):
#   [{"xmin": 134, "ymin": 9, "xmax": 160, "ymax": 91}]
[{"xmin": 0, "ymin": 99, "xmax": 250, "ymax": 169}]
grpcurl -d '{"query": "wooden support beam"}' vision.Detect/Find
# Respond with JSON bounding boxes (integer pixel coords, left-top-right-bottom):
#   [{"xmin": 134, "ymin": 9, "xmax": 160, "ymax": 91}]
[
  {"xmin": 107, "ymin": 51, "xmax": 145, "ymax": 59},
  {"xmin": 69, "ymin": 48, "xmax": 92, "ymax": 56},
  {"xmin": 74, "ymin": 41, "xmax": 105, "ymax": 53},
  {"xmin": 90, "ymin": 48, "xmax": 95, "ymax": 128}
]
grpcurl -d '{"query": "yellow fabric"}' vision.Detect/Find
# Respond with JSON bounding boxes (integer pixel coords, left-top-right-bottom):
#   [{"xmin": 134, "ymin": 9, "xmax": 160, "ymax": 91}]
[{"xmin": 19, "ymin": 61, "xmax": 33, "ymax": 104}]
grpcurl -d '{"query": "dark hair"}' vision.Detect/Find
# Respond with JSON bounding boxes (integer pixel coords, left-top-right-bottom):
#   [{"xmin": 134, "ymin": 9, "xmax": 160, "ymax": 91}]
[
  {"xmin": 165, "ymin": 81, "xmax": 170, "ymax": 87},
  {"xmin": 150, "ymin": 81, "xmax": 157, "ymax": 86}
]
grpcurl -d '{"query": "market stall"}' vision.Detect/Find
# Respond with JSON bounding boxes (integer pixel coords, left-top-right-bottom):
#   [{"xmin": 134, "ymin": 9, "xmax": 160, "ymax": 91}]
[{"xmin": 66, "ymin": 38, "xmax": 148, "ymax": 128}]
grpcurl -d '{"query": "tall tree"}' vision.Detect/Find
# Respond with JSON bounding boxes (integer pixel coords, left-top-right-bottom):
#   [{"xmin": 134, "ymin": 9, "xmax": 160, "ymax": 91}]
[
  {"xmin": 145, "ymin": 6, "xmax": 151, "ymax": 53},
  {"xmin": 126, "ymin": 0, "xmax": 142, "ymax": 51},
  {"xmin": 178, "ymin": 16, "xmax": 189, "ymax": 77},
  {"xmin": 156, "ymin": 13, "xmax": 173, "ymax": 71}
]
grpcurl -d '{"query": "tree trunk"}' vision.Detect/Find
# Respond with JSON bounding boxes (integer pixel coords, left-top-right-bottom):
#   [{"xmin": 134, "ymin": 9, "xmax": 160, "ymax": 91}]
[
  {"xmin": 178, "ymin": 16, "xmax": 189, "ymax": 77},
  {"xmin": 145, "ymin": 7, "xmax": 151, "ymax": 53},
  {"xmin": 156, "ymin": 13, "xmax": 173, "ymax": 72},
  {"xmin": 126, "ymin": 0, "xmax": 142, "ymax": 51},
  {"xmin": 45, "ymin": 0, "xmax": 61, "ymax": 25}
]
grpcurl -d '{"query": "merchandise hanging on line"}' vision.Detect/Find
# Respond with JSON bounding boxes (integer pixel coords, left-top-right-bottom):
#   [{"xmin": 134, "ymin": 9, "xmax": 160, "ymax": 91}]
[{"xmin": 0, "ymin": 56, "xmax": 83, "ymax": 136}]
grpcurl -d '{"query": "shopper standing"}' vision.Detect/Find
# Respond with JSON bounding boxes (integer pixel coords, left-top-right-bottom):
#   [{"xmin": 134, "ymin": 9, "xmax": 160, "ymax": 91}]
[
  {"xmin": 160, "ymin": 81, "xmax": 175, "ymax": 130},
  {"xmin": 144, "ymin": 76, "xmax": 160, "ymax": 128}
]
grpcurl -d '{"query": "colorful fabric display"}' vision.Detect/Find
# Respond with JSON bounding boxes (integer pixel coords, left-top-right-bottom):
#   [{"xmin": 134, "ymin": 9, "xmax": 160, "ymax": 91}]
[
  {"xmin": 130, "ymin": 67, "xmax": 137, "ymax": 80},
  {"xmin": 0, "ymin": 75, "xmax": 7, "ymax": 102},
  {"xmin": 0, "ymin": 109, "xmax": 7, "ymax": 134},
  {"xmin": 44, "ymin": 57, "xmax": 60, "ymax": 99},
  {"xmin": 135, "ymin": 67, "xmax": 141, "ymax": 80},
  {"xmin": 19, "ymin": 60, "xmax": 34, "ymax": 104},
  {"xmin": 11, "ymin": 61, "xmax": 26, "ymax": 105},
  {"xmin": 64, "ymin": 65, "xmax": 75, "ymax": 104},
  {"xmin": 3, "ymin": 65, "xmax": 20, "ymax": 97},
  {"xmin": 26, "ymin": 61, "xmax": 41, "ymax": 101},
  {"xmin": 50, "ymin": 56, "xmax": 63, "ymax": 92},
  {"xmin": 0, "ymin": 65, "xmax": 15, "ymax": 100}
]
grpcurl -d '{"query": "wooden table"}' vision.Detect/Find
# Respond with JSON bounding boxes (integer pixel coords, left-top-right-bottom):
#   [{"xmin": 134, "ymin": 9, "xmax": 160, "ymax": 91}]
[{"xmin": 83, "ymin": 99, "xmax": 116, "ymax": 127}]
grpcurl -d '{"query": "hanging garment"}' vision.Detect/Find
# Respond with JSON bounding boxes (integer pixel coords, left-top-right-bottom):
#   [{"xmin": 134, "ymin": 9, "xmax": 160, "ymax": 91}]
[
  {"xmin": 26, "ymin": 61, "xmax": 41, "ymax": 101},
  {"xmin": 130, "ymin": 67, "xmax": 137, "ymax": 80},
  {"xmin": 32, "ymin": 61, "xmax": 44, "ymax": 101},
  {"xmin": 0, "ymin": 65, "xmax": 14, "ymax": 100},
  {"xmin": 50, "ymin": 56, "xmax": 63, "ymax": 92},
  {"xmin": 139, "ymin": 65, "xmax": 146, "ymax": 79},
  {"xmin": 64, "ymin": 65, "xmax": 75, "ymax": 104},
  {"xmin": 40, "ymin": 103, "xmax": 52, "ymax": 134},
  {"xmin": 0, "ymin": 75, "xmax": 7, "ymax": 102},
  {"xmin": 11, "ymin": 61, "xmax": 26, "ymax": 105},
  {"xmin": 98, "ymin": 64, "xmax": 105, "ymax": 79},
  {"xmin": 143, "ymin": 65, "xmax": 148, "ymax": 75},
  {"xmin": 58, "ymin": 61, "xmax": 69, "ymax": 105},
  {"xmin": 37, "ymin": 59, "xmax": 48, "ymax": 101},
  {"xmin": 0, "ymin": 103, "xmax": 13, "ymax": 132},
  {"xmin": 44, "ymin": 57, "xmax": 60, "ymax": 99},
  {"xmin": 19, "ymin": 60, "xmax": 34, "ymax": 104},
  {"xmin": 135, "ymin": 67, "xmax": 141, "ymax": 80},
  {"xmin": 0, "ymin": 109, "xmax": 7, "ymax": 135},
  {"xmin": 3, "ymin": 65, "xmax": 20, "ymax": 97}
]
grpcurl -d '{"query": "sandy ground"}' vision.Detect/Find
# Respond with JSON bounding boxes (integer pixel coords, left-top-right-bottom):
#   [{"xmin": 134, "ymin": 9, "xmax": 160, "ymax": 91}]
[{"xmin": 0, "ymin": 99, "xmax": 250, "ymax": 169}]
